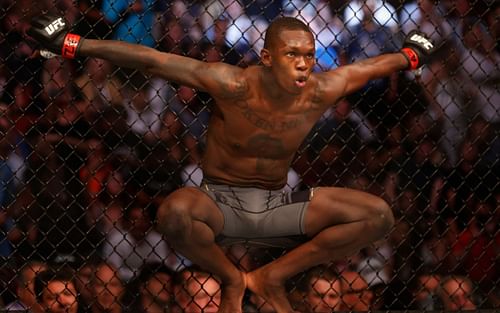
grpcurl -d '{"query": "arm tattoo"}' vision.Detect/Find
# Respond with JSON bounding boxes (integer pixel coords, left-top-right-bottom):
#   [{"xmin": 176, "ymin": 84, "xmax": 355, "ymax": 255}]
[{"xmin": 215, "ymin": 69, "xmax": 249, "ymax": 99}]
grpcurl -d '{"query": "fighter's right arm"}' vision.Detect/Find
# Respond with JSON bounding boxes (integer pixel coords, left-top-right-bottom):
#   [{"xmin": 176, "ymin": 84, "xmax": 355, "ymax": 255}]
[
  {"xmin": 80, "ymin": 39, "xmax": 243, "ymax": 96},
  {"xmin": 28, "ymin": 14, "xmax": 246, "ymax": 98}
]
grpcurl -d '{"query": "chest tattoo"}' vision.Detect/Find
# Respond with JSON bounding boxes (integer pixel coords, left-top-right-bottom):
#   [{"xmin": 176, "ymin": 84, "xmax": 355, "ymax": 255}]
[
  {"xmin": 247, "ymin": 134, "xmax": 287, "ymax": 172},
  {"xmin": 238, "ymin": 101, "xmax": 302, "ymax": 132},
  {"xmin": 247, "ymin": 134, "xmax": 285, "ymax": 158}
]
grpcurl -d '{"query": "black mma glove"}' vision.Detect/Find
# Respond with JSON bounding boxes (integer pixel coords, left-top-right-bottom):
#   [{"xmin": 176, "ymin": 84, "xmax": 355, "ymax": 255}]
[
  {"xmin": 400, "ymin": 30, "xmax": 434, "ymax": 71},
  {"xmin": 27, "ymin": 14, "xmax": 83, "ymax": 59}
]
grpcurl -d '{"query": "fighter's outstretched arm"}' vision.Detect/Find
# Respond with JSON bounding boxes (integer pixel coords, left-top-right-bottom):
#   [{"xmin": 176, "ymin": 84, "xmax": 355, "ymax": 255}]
[
  {"xmin": 330, "ymin": 52, "xmax": 410, "ymax": 97},
  {"xmin": 79, "ymin": 39, "xmax": 245, "ymax": 97},
  {"xmin": 319, "ymin": 30, "xmax": 434, "ymax": 101},
  {"xmin": 28, "ymin": 14, "xmax": 245, "ymax": 98}
]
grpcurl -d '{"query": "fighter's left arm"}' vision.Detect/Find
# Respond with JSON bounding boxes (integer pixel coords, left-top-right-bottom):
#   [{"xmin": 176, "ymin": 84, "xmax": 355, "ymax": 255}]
[
  {"xmin": 327, "ymin": 53, "xmax": 409, "ymax": 98},
  {"xmin": 319, "ymin": 30, "xmax": 434, "ymax": 100}
]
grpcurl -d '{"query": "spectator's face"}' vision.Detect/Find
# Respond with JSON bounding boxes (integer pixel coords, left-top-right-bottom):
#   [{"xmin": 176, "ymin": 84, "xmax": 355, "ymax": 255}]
[
  {"xmin": 92, "ymin": 264, "xmax": 124, "ymax": 312},
  {"xmin": 306, "ymin": 278, "xmax": 341, "ymax": 312},
  {"xmin": 40, "ymin": 280, "xmax": 78, "ymax": 313},
  {"xmin": 340, "ymin": 272, "xmax": 373, "ymax": 311},
  {"xmin": 181, "ymin": 274, "xmax": 221, "ymax": 313},
  {"xmin": 141, "ymin": 272, "xmax": 173, "ymax": 308},
  {"xmin": 441, "ymin": 278, "xmax": 476, "ymax": 311},
  {"xmin": 19, "ymin": 263, "xmax": 47, "ymax": 311},
  {"xmin": 414, "ymin": 274, "xmax": 440, "ymax": 309}
]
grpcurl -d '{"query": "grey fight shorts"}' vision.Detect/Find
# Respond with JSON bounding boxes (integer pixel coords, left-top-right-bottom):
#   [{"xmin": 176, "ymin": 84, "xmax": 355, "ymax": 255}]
[{"xmin": 200, "ymin": 180, "xmax": 314, "ymax": 248}]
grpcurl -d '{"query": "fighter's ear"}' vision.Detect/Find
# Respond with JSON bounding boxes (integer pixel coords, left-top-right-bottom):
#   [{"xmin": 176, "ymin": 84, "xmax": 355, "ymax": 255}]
[{"xmin": 260, "ymin": 48, "xmax": 272, "ymax": 67}]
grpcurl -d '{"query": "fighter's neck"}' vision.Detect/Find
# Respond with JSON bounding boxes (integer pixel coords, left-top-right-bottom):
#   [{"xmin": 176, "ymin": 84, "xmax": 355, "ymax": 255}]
[{"xmin": 258, "ymin": 68, "xmax": 300, "ymax": 102}]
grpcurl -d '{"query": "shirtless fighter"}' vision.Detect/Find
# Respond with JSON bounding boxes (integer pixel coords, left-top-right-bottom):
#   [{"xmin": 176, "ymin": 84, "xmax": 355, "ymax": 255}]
[{"xmin": 27, "ymin": 15, "xmax": 433, "ymax": 313}]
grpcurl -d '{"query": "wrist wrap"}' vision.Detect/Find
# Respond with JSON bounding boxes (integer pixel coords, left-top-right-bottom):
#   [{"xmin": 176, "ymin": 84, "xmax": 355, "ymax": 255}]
[
  {"xmin": 401, "ymin": 47, "xmax": 419, "ymax": 70},
  {"xmin": 62, "ymin": 33, "xmax": 82, "ymax": 59}
]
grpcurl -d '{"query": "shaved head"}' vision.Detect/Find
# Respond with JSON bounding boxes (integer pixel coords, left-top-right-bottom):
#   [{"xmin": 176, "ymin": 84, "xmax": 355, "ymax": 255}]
[{"xmin": 263, "ymin": 17, "xmax": 312, "ymax": 50}]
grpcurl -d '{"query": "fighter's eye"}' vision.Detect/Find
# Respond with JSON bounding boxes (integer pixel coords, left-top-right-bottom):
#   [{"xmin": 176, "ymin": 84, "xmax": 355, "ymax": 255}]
[{"xmin": 286, "ymin": 52, "xmax": 295, "ymax": 57}]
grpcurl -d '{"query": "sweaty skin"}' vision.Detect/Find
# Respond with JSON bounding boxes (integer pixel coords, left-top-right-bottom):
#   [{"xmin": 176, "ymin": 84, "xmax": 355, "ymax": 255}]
[{"xmin": 77, "ymin": 27, "xmax": 406, "ymax": 313}]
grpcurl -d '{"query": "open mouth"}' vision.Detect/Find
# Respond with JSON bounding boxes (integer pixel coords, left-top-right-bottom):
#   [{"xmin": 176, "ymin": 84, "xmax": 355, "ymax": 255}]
[{"xmin": 295, "ymin": 76, "xmax": 307, "ymax": 88}]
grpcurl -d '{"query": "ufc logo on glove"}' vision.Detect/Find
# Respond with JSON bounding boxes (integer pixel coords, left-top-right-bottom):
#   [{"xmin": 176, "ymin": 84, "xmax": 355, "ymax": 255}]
[
  {"xmin": 410, "ymin": 34, "xmax": 433, "ymax": 50},
  {"xmin": 44, "ymin": 18, "xmax": 65, "ymax": 35}
]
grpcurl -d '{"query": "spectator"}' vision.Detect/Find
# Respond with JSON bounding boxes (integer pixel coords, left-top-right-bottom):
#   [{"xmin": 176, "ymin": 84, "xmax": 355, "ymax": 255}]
[
  {"xmin": 340, "ymin": 0, "xmax": 400, "ymax": 125},
  {"xmin": 200, "ymin": 18, "xmax": 245, "ymax": 66},
  {"xmin": 0, "ymin": 114, "xmax": 22, "ymax": 257},
  {"xmin": 162, "ymin": 84, "xmax": 210, "ymax": 186},
  {"xmin": 74, "ymin": 58, "xmax": 123, "ymax": 118},
  {"xmin": 101, "ymin": 201, "xmax": 182, "ymax": 282},
  {"xmin": 200, "ymin": 0, "xmax": 264, "ymax": 62},
  {"xmin": 421, "ymin": 37, "xmax": 487, "ymax": 165},
  {"xmin": 241, "ymin": 0, "xmax": 280, "ymax": 23},
  {"xmin": 158, "ymin": 12, "xmax": 198, "ymax": 57},
  {"xmin": 299, "ymin": 99, "xmax": 365, "ymax": 187},
  {"xmin": 130, "ymin": 263, "xmax": 175, "ymax": 313},
  {"xmin": 450, "ymin": 194, "xmax": 499, "ymax": 298},
  {"xmin": 436, "ymin": 275, "xmax": 477, "ymax": 311},
  {"xmin": 343, "ymin": 0, "xmax": 399, "ymax": 31},
  {"xmin": 282, "ymin": 0, "xmax": 343, "ymax": 72},
  {"xmin": 400, "ymin": 0, "xmax": 458, "ymax": 46},
  {"xmin": 90, "ymin": 262, "xmax": 126, "ymax": 313},
  {"xmin": 101, "ymin": 0, "xmax": 157, "ymax": 47},
  {"xmin": 409, "ymin": 271, "xmax": 441, "ymax": 310},
  {"xmin": 22, "ymin": 94, "xmax": 102, "ymax": 262},
  {"xmin": 34, "ymin": 268, "xmax": 79, "ymax": 313},
  {"xmin": 1, "ymin": 0, "xmax": 42, "ymax": 84},
  {"xmin": 121, "ymin": 72, "xmax": 166, "ymax": 143},
  {"xmin": 173, "ymin": 266, "xmax": 221, "ymax": 313},
  {"xmin": 300, "ymin": 265, "xmax": 341, "ymax": 313},
  {"xmin": 356, "ymin": 242, "xmax": 392, "ymax": 288},
  {"xmin": 74, "ymin": 257, "xmax": 102, "ymax": 313},
  {"xmin": 75, "ymin": 0, "xmax": 112, "ymax": 39},
  {"xmin": 40, "ymin": 58, "xmax": 75, "ymax": 107},
  {"xmin": 5, "ymin": 261, "xmax": 47, "ymax": 313},
  {"xmin": 459, "ymin": 18, "xmax": 500, "ymax": 126},
  {"xmin": 338, "ymin": 271, "xmax": 374, "ymax": 311}
]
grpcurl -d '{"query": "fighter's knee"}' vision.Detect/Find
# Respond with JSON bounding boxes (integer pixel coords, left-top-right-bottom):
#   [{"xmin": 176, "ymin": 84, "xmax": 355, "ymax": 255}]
[
  {"xmin": 368, "ymin": 199, "xmax": 394, "ymax": 237},
  {"xmin": 157, "ymin": 202, "xmax": 192, "ymax": 240}
]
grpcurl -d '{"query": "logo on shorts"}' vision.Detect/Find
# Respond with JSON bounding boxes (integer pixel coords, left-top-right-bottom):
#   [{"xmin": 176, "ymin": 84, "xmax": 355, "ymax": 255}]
[{"xmin": 45, "ymin": 18, "xmax": 65, "ymax": 35}]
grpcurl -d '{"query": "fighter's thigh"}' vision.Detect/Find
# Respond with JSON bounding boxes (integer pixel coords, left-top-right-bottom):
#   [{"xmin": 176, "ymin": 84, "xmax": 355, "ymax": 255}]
[
  {"xmin": 304, "ymin": 187, "xmax": 389, "ymax": 236},
  {"xmin": 158, "ymin": 187, "xmax": 224, "ymax": 234}
]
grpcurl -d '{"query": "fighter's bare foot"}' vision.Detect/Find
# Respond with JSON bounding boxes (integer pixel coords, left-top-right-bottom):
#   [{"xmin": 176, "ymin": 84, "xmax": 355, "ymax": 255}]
[
  {"xmin": 218, "ymin": 272, "xmax": 246, "ymax": 313},
  {"xmin": 246, "ymin": 268, "xmax": 299, "ymax": 313}
]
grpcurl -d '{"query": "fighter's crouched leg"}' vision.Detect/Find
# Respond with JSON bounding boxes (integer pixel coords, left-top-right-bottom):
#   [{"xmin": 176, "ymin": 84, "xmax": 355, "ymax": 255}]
[
  {"xmin": 157, "ymin": 187, "xmax": 218, "ymax": 247},
  {"xmin": 156, "ymin": 188, "xmax": 246, "ymax": 313},
  {"xmin": 157, "ymin": 197, "xmax": 193, "ymax": 246},
  {"xmin": 363, "ymin": 197, "xmax": 395, "ymax": 242}
]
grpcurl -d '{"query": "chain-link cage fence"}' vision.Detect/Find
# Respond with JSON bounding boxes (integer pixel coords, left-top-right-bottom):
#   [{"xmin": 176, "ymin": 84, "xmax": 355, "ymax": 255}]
[{"xmin": 0, "ymin": 0, "xmax": 499, "ymax": 312}]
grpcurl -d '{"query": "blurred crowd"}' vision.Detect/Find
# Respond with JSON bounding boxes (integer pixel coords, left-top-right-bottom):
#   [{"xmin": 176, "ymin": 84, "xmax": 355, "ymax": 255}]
[{"xmin": 0, "ymin": 0, "xmax": 499, "ymax": 311}]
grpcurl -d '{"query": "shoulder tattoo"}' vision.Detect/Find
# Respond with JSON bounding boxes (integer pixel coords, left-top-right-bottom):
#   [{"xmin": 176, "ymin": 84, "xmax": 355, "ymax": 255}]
[{"xmin": 216, "ymin": 69, "xmax": 249, "ymax": 99}]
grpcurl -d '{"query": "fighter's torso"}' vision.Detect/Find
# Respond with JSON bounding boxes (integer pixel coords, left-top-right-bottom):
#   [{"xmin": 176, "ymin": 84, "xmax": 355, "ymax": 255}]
[{"xmin": 202, "ymin": 67, "xmax": 327, "ymax": 189}]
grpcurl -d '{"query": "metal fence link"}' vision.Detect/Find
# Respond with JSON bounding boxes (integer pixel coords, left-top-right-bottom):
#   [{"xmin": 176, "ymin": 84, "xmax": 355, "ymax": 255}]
[{"xmin": 0, "ymin": 0, "xmax": 498, "ymax": 312}]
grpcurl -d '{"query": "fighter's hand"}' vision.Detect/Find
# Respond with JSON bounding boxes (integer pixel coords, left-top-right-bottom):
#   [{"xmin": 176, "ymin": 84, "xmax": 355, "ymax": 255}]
[
  {"xmin": 400, "ymin": 30, "xmax": 434, "ymax": 71},
  {"xmin": 27, "ymin": 14, "xmax": 83, "ymax": 59}
]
